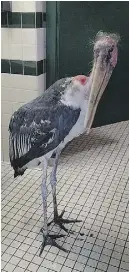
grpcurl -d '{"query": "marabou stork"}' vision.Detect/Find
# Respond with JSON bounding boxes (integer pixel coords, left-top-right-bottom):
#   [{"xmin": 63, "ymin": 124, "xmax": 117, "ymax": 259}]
[{"xmin": 9, "ymin": 31, "xmax": 119, "ymax": 255}]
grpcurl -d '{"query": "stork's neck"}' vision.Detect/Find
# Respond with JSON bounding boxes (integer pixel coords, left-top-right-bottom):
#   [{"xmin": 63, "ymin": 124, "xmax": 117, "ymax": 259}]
[{"xmin": 61, "ymin": 75, "xmax": 91, "ymax": 109}]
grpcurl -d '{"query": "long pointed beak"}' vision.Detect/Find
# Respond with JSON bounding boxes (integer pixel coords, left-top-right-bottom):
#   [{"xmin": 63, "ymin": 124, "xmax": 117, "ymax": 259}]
[
  {"xmin": 83, "ymin": 32, "xmax": 120, "ymax": 133},
  {"xmin": 85, "ymin": 58, "xmax": 113, "ymax": 131}
]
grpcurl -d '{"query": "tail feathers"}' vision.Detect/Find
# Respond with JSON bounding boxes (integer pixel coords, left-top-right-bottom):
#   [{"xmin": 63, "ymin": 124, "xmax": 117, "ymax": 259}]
[{"xmin": 14, "ymin": 168, "xmax": 25, "ymax": 178}]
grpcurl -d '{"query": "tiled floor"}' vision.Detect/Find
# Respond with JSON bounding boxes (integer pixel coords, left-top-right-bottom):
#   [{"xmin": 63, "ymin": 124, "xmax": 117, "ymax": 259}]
[{"xmin": 1, "ymin": 121, "xmax": 129, "ymax": 272}]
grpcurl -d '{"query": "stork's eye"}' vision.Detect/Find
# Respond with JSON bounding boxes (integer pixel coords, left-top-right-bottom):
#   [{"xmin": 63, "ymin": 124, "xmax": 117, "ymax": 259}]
[
  {"xmin": 94, "ymin": 48, "xmax": 100, "ymax": 57},
  {"xmin": 106, "ymin": 46, "xmax": 114, "ymax": 63},
  {"xmin": 108, "ymin": 45, "xmax": 114, "ymax": 54}
]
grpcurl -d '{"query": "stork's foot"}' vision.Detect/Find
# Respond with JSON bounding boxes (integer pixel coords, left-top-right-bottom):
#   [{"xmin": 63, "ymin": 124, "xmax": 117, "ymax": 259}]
[
  {"xmin": 48, "ymin": 209, "xmax": 82, "ymax": 233},
  {"xmin": 39, "ymin": 233, "xmax": 68, "ymax": 257}
]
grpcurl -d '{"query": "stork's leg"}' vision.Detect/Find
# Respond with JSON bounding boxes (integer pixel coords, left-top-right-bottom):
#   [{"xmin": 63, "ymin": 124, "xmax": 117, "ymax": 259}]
[
  {"xmin": 39, "ymin": 158, "xmax": 67, "ymax": 256},
  {"xmin": 41, "ymin": 158, "xmax": 48, "ymax": 237},
  {"xmin": 48, "ymin": 149, "xmax": 81, "ymax": 233},
  {"xmin": 50, "ymin": 149, "xmax": 61, "ymax": 220}
]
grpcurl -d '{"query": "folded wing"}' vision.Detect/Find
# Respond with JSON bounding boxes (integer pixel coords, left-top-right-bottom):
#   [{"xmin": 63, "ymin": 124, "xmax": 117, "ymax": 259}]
[{"xmin": 9, "ymin": 102, "xmax": 80, "ymax": 170}]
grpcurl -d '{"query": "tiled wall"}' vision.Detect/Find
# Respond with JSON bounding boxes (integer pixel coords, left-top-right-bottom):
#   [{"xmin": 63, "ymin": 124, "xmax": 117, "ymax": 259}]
[{"xmin": 1, "ymin": 1, "xmax": 46, "ymax": 162}]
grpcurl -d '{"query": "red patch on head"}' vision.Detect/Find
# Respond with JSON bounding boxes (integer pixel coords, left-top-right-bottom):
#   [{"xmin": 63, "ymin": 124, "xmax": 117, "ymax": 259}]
[{"xmin": 73, "ymin": 75, "xmax": 88, "ymax": 85}]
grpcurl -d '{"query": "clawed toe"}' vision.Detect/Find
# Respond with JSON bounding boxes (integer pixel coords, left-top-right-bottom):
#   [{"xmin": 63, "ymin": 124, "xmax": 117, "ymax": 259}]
[
  {"xmin": 39, "ymin": 208, "xmax": 83, "ymax": 256},
  {"xmin": 39, "ymin": 233, "xmax": 68, "ymax": 256},
  {"xmin": 47, "ymin": 209, "xmax": 82, "ymax": 234}
]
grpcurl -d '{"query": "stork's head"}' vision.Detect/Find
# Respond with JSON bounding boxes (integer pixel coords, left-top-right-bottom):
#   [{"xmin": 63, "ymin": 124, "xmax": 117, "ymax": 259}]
[
  {"xmin": 85, "ymin": 31, "xmax": 120, "ymax": 131},
  {"xmin": 94, "ymin": 31, "xmax": 119, "ymax": 69}
]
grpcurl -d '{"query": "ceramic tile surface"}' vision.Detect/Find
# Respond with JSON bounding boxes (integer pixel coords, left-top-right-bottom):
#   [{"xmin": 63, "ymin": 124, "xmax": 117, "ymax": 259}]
[{"xmin": 1, "ymin": 121, "xmax": 129, "ymax": 272}]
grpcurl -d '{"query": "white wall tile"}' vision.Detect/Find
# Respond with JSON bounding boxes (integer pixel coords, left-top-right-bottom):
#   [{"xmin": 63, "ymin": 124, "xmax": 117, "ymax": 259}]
[
  {"xmin": 36, "ymin": 1, "xmax": 44, "ymax": 12},
  {"xmin": 1, "ymin": 74, "xmax": 38, "ymax": 90},
  {"xmin": 17, "ymin": 75, "xmax": 38, "ymax": 90},
  {"xmin": 10, "ymin": 44, "xmax": 23, "ymax": 60},
  {"xmin": 44, "ymin": 28, "xmax": 46, "ymax": 50},
  {"xmin": 1, "ymin": 114, "xmax": 11, "ymax": 128},
  {"xmin": 38, "ymin": 73, "xmax": 46, "ymax": 94},
  {"xmin": 1, "ymin": 74, "xmax": 9, "ymax": 87},
  {"xmin": 37, "ymin": 28, "xmax": 43, "ymax": 45},
  {"xmin": 1, "ymin": 0, "xmax": 46, "ymax": 162},
  {"xmin": 36, "ymin": 29, "xmax": 46, "ymax": 59},
  {"xmin": 12, "ymin": 89, "xmax": 38, "ymax": 103},
  {"xmin": 10, "ymin": 29, "xmax": 22, "ymax": 44},
  {"xmin": 3, "ymin": 151, "xmax": 9, "ymax": 162},
  {"xmin": 1, "ymin": 29, "xmax": 10, "ymax": 59},
  {"xmin": 1, "ymin": 87, "xmax": 14, "ymax": 102},
  {"xmin": 1, "ymin": 101, "xmax": 13, "ymax": 115},
  {"xmin": 22, "ymin": 29, "xmax": 37, "ymax": 45},
  {"xmin": 10, "ymin": 89, "xmax": 24, "ymax": 103},
  {"xmin": 2, "ymin": 88, "xmax": 38, "ymax": 104},
  {"xmin": 1, "ymin": 26, "xmax": 46, "ymax": 62},
  {"xmin": 35, "ymin": 1, "xmax": 46, "ymax": 12},
  {"xmin": 8, "ymin": 28, "xmax": 45, "ymax": 47},
  {"xmin": 44, "ymin": 73, "xmax": 46, "ymax": 91},
  {"xmin": 37, "ymin": 28, "xmax": 46, "ymax": 46},
  {"xmin": 12, "ymin": 102, "xmax": 25, "ymax": 113},
  {"xmin": 23, "ymin": 45, "xmax": 37, "ymax": 61},
  {"xmin": 1, "ymin": 43, "xmax": 10, "ymax": 59},
  {"xmin": 1, "ymin": 74, "xmax": 16, "ymax": 88},
  {"xmin": 12, "ymin": 1, "xmax": 23, "ymax": 12},
  {"xmin": 20, "ymin": 90, "xmax": 38, "ymax": 102},
  {"xmin": 37, "ymin": 45, "xmax": 45, "ymax": 60},
  {"xmin": 12, "ymin": 1, "xmax": 36, "ymax": 12},
  {"xmin": 1, "ymin": 29, "xmax": 9, "ymax": 45},
  {"xmin": 22, "ymin": 1, "xmax": 36, "ymax": 12},
  {"xmin": 1, "ymin": 144, "xmax": 4, "ymax": 161},
  {"xmin": 43, "ymin": 28, "xmax": 46, "ymax": 48},
  {"xmin": 2, "ymin": 126, "xmax": 9, "ymax": 140},
  {"xmin": 3, "ymin": 139, "xmax": 9, "ymax": 161},
  {"xmin": 42, "ymin": 1, "xmax": 46, "ymax": 12}
]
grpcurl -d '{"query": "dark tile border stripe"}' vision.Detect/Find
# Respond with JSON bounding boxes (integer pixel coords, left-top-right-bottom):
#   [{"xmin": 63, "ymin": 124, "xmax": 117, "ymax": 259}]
[
  {"xmin": 1, "ymin": 11, "xmax": 46, "ymax": 28},
  {"xmin": 1, "ymin": 59, "xmax": 46, "ymax": 76}
]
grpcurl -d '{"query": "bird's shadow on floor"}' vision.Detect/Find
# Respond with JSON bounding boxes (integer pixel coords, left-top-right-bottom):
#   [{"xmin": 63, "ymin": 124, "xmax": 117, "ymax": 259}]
[{"xmin": 61, "ymin": 131, "xmax": 119, "ymax": 157}]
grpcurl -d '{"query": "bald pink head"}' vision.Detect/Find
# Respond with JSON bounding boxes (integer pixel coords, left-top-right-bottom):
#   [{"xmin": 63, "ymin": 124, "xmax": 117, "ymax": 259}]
[{"xmin": 94, "ymin": 31, "xmax": 120, "ymax": 69}]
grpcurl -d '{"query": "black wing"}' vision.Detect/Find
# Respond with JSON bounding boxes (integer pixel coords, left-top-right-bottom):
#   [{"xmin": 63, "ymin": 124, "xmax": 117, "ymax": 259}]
[{"xmin": 9, "ymin": 78, "xmax": 80, "ymax": 170}]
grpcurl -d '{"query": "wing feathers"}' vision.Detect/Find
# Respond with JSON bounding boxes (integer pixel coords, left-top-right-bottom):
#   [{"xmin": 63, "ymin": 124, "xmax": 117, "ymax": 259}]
[
  {"xmin": 9, "ymin": 132, "xmax": 32, "ymax": 164},
  {"xmin": 9, "ymin": 98, "xmax": 80, "ymax": 170}
]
